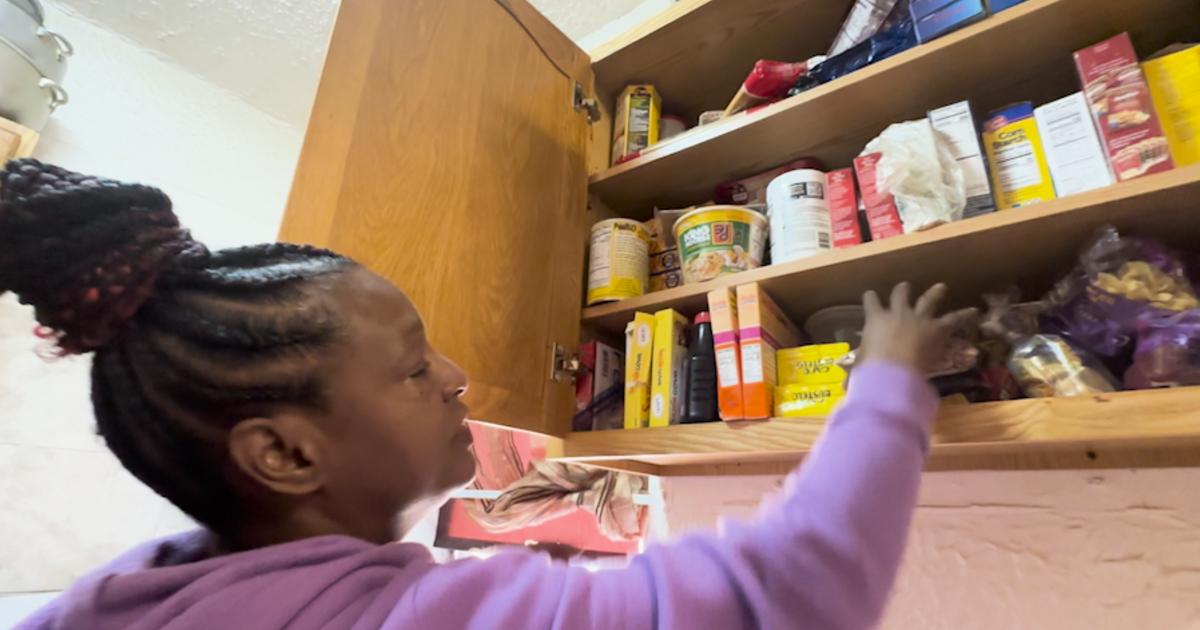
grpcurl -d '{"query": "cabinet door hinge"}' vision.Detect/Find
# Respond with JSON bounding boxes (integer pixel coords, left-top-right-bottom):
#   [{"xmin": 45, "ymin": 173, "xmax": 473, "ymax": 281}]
[
  {"xmin": 551, "ymin": 343, "xmax": 584, "ymax": 383},
  {"xmin": 573, "ymin": 82, "xmax": 601, "ymax": 124}
]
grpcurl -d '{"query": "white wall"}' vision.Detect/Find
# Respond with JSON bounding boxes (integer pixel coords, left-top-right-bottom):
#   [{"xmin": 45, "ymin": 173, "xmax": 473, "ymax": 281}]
[
  {"xmin": 663, "ymin": 470, "xmax": 1200, "ymax": 630},
  {"xmin": 0, "ymin": 0, "xmax": 306, "ymax": 598}
]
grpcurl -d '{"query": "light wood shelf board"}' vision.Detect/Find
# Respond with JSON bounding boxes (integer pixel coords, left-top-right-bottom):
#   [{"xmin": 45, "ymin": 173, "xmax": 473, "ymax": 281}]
[
  {"xmin": 588, "ymin": 0, "xmax": 1199, "ymax": 213},
  {"xmin": 582, "ymin": 164, "xmax": 1200, "ymax": 334},
  {"xmin": 553, "ymin": 388, "xmax": 1200, "ymax": 473}
]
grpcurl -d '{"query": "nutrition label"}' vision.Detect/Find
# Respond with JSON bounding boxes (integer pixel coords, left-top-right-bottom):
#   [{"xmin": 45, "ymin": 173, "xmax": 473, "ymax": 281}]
[
  {"xmin": 716, "ymin": 347, "xmax": 740, "ymax": 388},
  {"xmin": 994, "ymin": 141, "xmax": 1044, "ymax": 192},
  {"xmin": 587, "ymin": 223, "xmax": 649, "ymax": 301}
]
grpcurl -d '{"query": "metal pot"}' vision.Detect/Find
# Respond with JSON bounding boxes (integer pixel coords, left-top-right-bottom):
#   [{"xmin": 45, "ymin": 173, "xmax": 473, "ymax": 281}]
[{"xmin": 0, "ymin": 0, "xmax": 70, "ymax": 130}]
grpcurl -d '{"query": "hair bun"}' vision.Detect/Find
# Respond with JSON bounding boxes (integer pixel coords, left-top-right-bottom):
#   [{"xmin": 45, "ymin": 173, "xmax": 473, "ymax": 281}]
[{"xmin": 0, "ymin": 159, "xmax": 208, "ymax": 354}]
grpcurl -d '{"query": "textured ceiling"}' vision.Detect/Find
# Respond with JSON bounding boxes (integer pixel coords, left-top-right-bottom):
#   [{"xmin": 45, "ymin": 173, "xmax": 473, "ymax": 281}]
[{"xmin": 48, "ymin": 0, "xmax": 650, "ymax": 128}]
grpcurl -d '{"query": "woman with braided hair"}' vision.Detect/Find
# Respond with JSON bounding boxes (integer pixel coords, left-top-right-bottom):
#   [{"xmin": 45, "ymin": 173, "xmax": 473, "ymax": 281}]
[{"xmin": 4, "ymin": 158, "xmax": 974, "ymax": 630}]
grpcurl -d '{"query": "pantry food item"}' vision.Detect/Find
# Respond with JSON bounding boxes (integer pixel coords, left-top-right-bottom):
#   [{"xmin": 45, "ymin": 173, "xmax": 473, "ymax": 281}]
[
  {"xmin": 612, "ymin": 85, "xmax": 662, "ymax": 165},
  {"xmin": 1075, "ymin": 34, "xmax": 1174, "ymax": 181},
  {"xmin": 853, "ymin": 153, "xmax": 904, "ymax": 240},
  {"xmin": 805, "ymin": 14, "xmax": 918, "ymax": 90},
  {"xmin": 737, "ymin": 283, "xmax": 804, "ymax": 419},
  {"xmin": 982, "ymin": 102, "xmax": 1057, "ymax": 209},
  {"xmin": 674, "ymin": 206, "xmax": 768, "ymax": 284},
  {"xmin": 987, "ymin": 0, "xmax": 1030, "ymax": 11},
  {"xmin": 682, "ymin": 312, "xmax": 720, "ymax": 424},
  {"xmin": 715, "ymin": 158, "xmax": 823, "ymax": 205},
  {"xmin": 623, "ymin": 313, "xmax": 656, "ymax": 429},
  {"xmin": 805, "ymin": 305, "xmax": 866, "ymax": 347},
  {"xmin": 910, "ymin": 0, "xmax": 988, "ymax": 44},
  {"xmin": 828, "ymin": 0, "xmax": 902, "ymax": 57},
  {"xmin": 1143, "ymin": 44, "xmax": 1200, "ymax": 167},
  {"xmin": 766, "ymin": 169, "xmax": 832, "ymax": 264},
  {"xmin": 929, "ymin": 101, "xmax": 997, "ymax": 218},
  {"xmin": 723, "ymin": 59, "xmax": 824, "ymax": 117},
  {"xmin": 1094, "ymin": 261, "xmax": 1199, "ymax": 311},
  {"xmin": 778, "ymin": 343, "xmax": 851, "ymax": 386},
  {"xmin": 775, "ymin": 382, "xmax": 846, "ymax": 417},
  {"xmin": 1008, "ymin": 334, "xmax": 1118, "ymax": 397},
  {"xmin": 587, "ymin": 218, "xmax": 650, "ymax": 306},
  {"xmin": 826, "ymin": 169, "xmax": 865, "ymax": 248},
  {"xmin": 645, "ymin": 216, "xmax": 682, "ymax": 293},
  {"xmin": 660, "ymin": 115, "xmax": 687, "ymax": 140},
  {"xmin": 1034, "ymin": 93, "xmax": 1116, "ymax": 196},
  {"xmin": 574, "ymin": 341, "xmax": 624, "ymax": 432},
  {"xmin": 699, "ymin": 110, "xmax": 724, "ymax": 126},
  {"xmin": 650, "ymin": 309, "xmax": 689, "ymax": 427},
  {"xmin": 1125, "ymin": 310, "xmax": 1200, "ymax": 389},
  {"xmin": 866, "ymin": 119, "xmax": 967, "ymax": 232},
  {"xmin": 707, "ymin": 287, "xmax": 745, "ymax": 420}
]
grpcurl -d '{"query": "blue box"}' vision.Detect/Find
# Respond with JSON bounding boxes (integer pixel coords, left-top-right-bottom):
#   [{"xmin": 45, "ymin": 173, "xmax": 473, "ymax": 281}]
[
  {"xmin": 987, "ymin": 0, "xmax": 1031, "ymax": 12},
  {"xmin": 910, "ymin": 0, "xmax": 989, "ymax": 43}
]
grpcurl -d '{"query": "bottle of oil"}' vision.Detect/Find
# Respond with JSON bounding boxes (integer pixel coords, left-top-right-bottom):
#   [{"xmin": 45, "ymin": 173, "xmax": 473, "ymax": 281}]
[{"xmin": 682, "ymin": 312, "xmax": 719, "ymax": 424}]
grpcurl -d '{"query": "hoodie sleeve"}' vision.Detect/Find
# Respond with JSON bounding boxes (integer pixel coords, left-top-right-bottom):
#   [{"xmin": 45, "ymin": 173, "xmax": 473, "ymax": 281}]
[{"xmin": 395, "ymin": 362, "xmax": 937, "ymax": 630}]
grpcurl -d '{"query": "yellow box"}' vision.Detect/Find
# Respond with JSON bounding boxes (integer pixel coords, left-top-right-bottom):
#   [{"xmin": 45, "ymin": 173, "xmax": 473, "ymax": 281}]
[
  {"xmin": 774, "ymin": 382, "xmax": 846, "ymax": 418},
  {"xmin": 777, "ymin": 343, "xmax": 850, "ymax": 387},
  {"xmin": 649, "ymin": 309, "xmax": 688, "ymax": 427},
  {"xmin": 623, "ymin": 313, "xmax": 655, "ymax": 429},
  {"xmin": 1144, "ymin": 44, "xmax": 1200, "ymax": 167},
  {"xmin": 983, "ymin": 105, "xmax": 1057, "ymax": 210},
  {"xmin": 612, "ymin": 85, "xmax": 661, "ymax": 165}
]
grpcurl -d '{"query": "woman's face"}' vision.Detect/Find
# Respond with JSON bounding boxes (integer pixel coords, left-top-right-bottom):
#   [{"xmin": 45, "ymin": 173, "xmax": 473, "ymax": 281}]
[{"xmin": 312, "ymin": 267, "xmax": 475, "ymax": 531}]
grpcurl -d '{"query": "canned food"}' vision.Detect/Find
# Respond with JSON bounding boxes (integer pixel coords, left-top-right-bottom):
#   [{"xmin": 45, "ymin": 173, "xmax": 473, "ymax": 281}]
[
  {"xmin": 673, "ymin": 206, "xmax": 768, "ymax": 284},
  {"xmin": 766, "ymin": 169, "xmax": 831, "ymax": 264},
  {"xmin": 587, "ymin": 218, "xmax": 650, "ymax": 305}
]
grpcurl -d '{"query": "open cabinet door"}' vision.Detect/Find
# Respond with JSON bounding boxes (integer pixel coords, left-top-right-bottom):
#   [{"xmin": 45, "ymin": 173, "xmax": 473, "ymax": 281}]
[{"xmin": 280, "ymin": 0, "xmax": 593, "ymax": 436}]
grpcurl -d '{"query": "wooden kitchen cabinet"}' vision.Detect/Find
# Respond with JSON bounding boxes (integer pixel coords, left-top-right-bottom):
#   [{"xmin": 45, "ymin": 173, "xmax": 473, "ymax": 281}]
[{"xmin": 281, "ymin": 0, "xmax": 1200, "ymax": 475}]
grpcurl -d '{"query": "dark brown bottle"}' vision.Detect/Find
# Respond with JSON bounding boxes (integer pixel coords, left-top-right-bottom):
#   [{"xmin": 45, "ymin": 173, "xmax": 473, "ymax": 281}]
[{"xmin": 682, "ymin": 312, "xmax": 720, "ymax": 424}]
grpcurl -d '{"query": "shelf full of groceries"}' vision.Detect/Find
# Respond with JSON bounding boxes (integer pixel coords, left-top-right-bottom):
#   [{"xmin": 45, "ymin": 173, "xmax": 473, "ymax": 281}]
[{"xmin": 574, "ymin": 28, "xmax": 1200, "ymax": 433}]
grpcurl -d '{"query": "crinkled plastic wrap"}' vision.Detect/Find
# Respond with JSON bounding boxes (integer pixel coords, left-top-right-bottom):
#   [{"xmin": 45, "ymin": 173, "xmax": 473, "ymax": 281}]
[
  {"xmin": 865, "ymin": 119, "xmax": 967, "ymax": 232},
  {"xmin": 1125, "ymin": 310, "xmax": 1200, "ymax": 389}
]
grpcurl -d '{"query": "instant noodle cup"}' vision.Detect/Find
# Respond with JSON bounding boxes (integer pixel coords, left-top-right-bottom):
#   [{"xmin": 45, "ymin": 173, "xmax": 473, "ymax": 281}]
[{"xmin": 673, "ymin": 206, "xmax": 768, "ymax": 284}]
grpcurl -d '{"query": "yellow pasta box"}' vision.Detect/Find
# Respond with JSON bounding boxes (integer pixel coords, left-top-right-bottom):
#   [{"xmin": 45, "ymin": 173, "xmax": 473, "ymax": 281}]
[
  {"xmin": 737, "ymin": 283, "xmax": 804, "ymax": 420},
  {"xmin": 777, "ymin": 343, "xmax": 850, "ymax": 387},
  {"xmin": 774, "ymin": 382, "xmax": 846, "ymax": 418},
  {"xmin": 1144, "ymin": 44, "xmax": 1200, "ymax": 167},
  {"xmin": 707, "ymin": 287, "xmax": 744, "ymax": 421},
  {"xmin": 623, "ymin": 313, "xmax": 655, "ymax": 429},
  {"xmin": 650, "ymin": 309, "xmax": 689, "ymax": 427},
  {"xmin": 982, "ymin": 103, "xmax": 1057, "ymax": 210}
]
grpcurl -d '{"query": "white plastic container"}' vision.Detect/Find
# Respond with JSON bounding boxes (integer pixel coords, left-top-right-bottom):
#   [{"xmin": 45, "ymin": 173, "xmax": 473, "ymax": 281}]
[{"xmin": 766, "ymin": 169, "xmax": 832, "ymax": 264}]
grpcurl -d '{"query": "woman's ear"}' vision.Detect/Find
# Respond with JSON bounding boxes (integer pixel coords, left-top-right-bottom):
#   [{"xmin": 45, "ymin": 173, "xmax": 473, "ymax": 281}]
[{"xmin": 228, "ymin": 416, "xmax": 325, "ymax": 496}]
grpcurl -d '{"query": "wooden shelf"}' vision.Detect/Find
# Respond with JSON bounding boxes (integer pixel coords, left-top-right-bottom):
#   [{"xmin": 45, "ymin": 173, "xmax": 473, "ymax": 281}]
[
  {"xmin": 582, "ymin": 164, "xmax": 1200, "ymax": 335},
  {"xmin": 551, "ymin": 388, "xmax": 1200, "ymax": 476},
  {"xmin": 589, "ymin": 0, "xmax": 855, "ymax": 123},
  {"xmin": 588, "ymin": 0, "xmax": 1199, "ymax": 213}
]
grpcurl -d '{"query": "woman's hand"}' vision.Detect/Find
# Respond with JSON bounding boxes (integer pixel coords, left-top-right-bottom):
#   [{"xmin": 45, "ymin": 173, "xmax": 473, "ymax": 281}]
[{"xmin": 857, "ymin": 283, "xmax": 977, "ymax": 375}]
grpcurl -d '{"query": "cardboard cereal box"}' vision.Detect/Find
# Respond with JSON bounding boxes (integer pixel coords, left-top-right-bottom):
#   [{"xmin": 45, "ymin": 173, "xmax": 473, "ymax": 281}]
[
  {"xmin": 649, "ymin": 309, "xmax": 688, "ymax": 427},
  {"xmin": 737, "ymin": 283, "xmax": 804, "ymax": 419},
  {"xmin": 707, "ymin": 287, "xmax": 744, "ymax": 421},
  {"xmin": 826, "ymin": 168, "xmax": 864, "ymax": 248},
  {"xmin": 1075, "ymin": 33, "xmax": 1175, "ymax": 181},
  {"xmin": 853, "ymin": 153, "xmax": 904, "ymax": 240}
]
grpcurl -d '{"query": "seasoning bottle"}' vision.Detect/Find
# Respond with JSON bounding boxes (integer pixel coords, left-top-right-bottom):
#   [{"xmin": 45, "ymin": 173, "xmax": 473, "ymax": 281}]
[{"xmin": 682, "ymin": 312, "xmax": 720, "ymax": 424}]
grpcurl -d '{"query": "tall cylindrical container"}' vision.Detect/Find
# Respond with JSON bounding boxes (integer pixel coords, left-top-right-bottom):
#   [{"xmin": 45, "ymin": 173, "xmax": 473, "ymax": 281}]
[
  {"xmin": 766, "ymin": 169, "xmax": 832, "ymax": 264},
  {"xmin": 587, "ymin": 218, "xmax": 650, "ymax": 305}
]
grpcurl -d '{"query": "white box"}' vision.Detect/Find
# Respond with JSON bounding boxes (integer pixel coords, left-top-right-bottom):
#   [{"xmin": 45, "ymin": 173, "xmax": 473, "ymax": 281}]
[
  {"xmin": 1035, "ymin": 93, "xmax": 1115, "ymax": 197},
  {"xmin": 929, "ymin": 101, "xmax": 997, "ymax": 219}
]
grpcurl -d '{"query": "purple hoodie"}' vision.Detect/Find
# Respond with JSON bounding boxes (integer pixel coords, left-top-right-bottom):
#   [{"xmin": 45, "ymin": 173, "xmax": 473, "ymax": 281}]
[{"xmin": 17, "ymin": 362, "xmax": 936, "ymax": 630}]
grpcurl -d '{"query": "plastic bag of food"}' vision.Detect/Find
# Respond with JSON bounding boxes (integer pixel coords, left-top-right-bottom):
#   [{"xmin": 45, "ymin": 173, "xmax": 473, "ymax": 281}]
[
  {"xmin": 827, "ymin": 0, "xmax": 902, "ymax": 57},
  {"xmin": 1009, "ymin": 334, "xmax": 1119, "ymax": 398},
  {"xmin": 795, "ymin": 14, "xmax": 917, "ymax": 93},
  {"xmin": 1045, "ymin": 226, "xmax": 1199, "ymax": 356},
  {"xmin": 864, "ymin": 119, "xmax": 967, "ymax": 232},
  {"xmin": 1124, "ymin": 310, "xmax": 1200, "ymax": 389},
  {"xmin": 724, "ymin": 58, "xmax": 825, "ymax": 117}
]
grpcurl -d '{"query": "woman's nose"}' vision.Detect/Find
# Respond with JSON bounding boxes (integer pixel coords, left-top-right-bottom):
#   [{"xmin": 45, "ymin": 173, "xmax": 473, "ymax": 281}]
[{"xmin": 442, "ymin": 356, "xmax": 469, "ymax": 400}]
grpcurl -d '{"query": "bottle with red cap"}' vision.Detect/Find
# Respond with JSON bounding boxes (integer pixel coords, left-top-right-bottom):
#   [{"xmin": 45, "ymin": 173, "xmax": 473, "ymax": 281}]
[{"xmin": 682, "ymin": 311, "xmax": 720, "ymax": 424}]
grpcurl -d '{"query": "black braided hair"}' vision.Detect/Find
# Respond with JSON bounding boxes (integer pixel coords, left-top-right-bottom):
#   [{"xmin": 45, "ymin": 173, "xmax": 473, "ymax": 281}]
[{"xmin": 0, "ymin": 159, "xmax": 356, "ymax": 530}]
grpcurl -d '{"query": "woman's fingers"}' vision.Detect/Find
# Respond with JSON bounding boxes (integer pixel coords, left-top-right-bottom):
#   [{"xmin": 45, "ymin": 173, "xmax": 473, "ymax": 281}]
[
  {"xmin": 938, "ymin": 307, "xmax": 979, "ymax": 332},
  {"xmin": 863, "ymin": 289, "xmax": 883, "ymax": 315},
  {"xmin": 915, "ymin": 283, "xmax": 948, "ymax": 317},
  {"xmin": 890, "ymin": 282, "xmax": 912, "ymax": 309}
]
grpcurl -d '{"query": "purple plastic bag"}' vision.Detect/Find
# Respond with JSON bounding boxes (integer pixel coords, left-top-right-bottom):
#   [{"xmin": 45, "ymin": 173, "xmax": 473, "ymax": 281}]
[{"xmin": 1125, "ymin": 310, "xmax": 1200, "ymax": 389}]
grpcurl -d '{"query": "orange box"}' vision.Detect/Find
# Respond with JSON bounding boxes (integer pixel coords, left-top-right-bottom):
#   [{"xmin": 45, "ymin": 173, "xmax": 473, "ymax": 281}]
[
  {"xmin": 736, "ymin": 283, "xmax": 804, "ymax": 419},
  {"xmin": 707, "ymin": 287, "xmax": 744, "ymax": 420}
]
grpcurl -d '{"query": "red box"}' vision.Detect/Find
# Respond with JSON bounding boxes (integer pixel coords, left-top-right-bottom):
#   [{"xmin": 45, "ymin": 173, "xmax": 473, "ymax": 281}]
[
  {"xmin": 715, "ymin": 158, "xmax": 823, "ymax": 205},
  {"xmin": 1074, "ymin": 33, "xmax": 1174, "ymax": 181},
  {"xmin": 853, "ymin": 154, "xmax": 904, "ymax": 241},
  {"xmin": 826, "ymin": 168, "xmax": 863, "ymax": 249}
]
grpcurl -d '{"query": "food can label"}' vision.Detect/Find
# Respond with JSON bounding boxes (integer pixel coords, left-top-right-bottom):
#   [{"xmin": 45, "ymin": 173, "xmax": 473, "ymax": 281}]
[{"xmin": 588, "ymin": 220, "xmax": 649, "ymax": 305}]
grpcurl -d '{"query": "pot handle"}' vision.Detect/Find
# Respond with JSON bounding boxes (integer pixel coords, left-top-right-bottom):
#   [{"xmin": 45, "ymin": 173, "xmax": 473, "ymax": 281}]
[
  {"xmin": 39, "ymin": 79, "xmax": 69, "ymax": 112},
  {"xmin": 36, "ymin": 27, "xmax": 74, "ymax": 61}
]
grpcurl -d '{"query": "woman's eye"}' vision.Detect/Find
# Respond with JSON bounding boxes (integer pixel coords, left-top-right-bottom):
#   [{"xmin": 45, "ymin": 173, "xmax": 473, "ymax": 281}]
[{"xmin": 411, "ymin": 363, "xmax": 430, "ymax": 379}]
